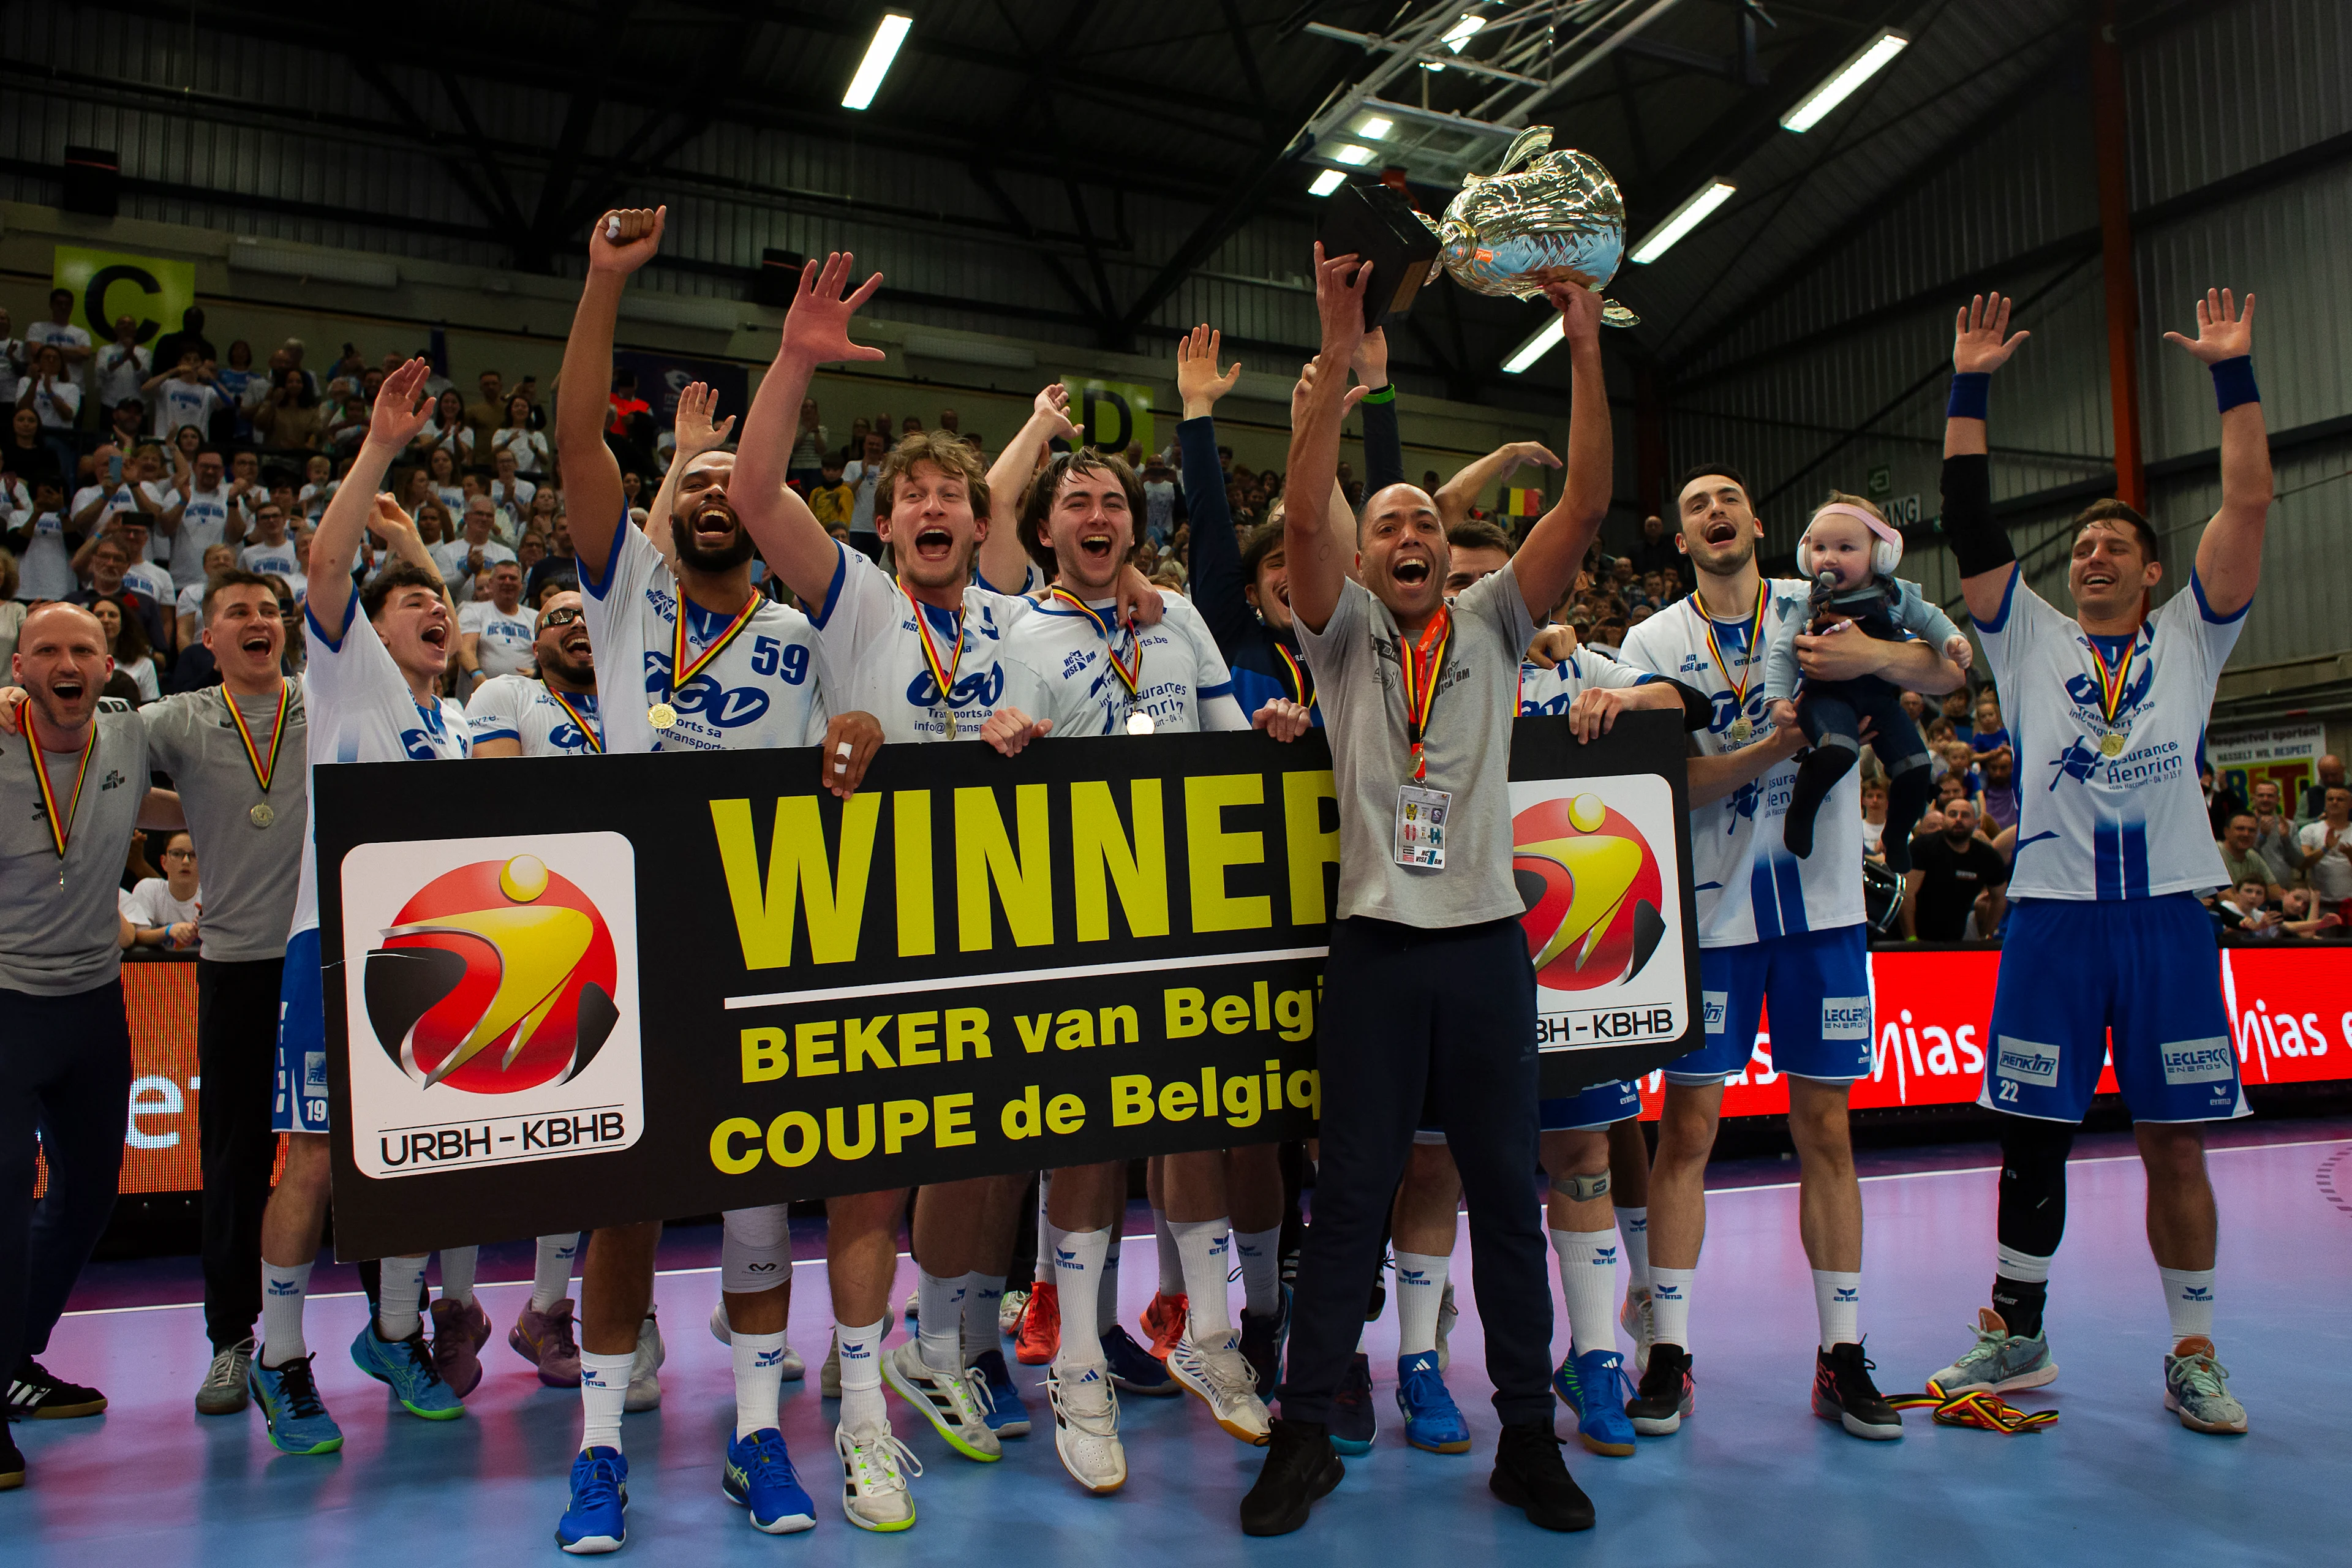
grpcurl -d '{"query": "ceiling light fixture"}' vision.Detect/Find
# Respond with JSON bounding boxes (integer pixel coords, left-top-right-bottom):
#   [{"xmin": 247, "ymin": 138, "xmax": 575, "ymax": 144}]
[
  {"xmin": 1781, "ymin": 29, "xmax": 1909, "ymax": 132},
  {"xmin": 1308, "ymin": 168, "xmax": 1348, "ymax": 197},
  {"xmin": 1628, "ymin": 179, "xmax": 1736, "ymax": 265},
  {"xmin": 842, "ymin": 13, "xmax": 913, "ymax": 110}
]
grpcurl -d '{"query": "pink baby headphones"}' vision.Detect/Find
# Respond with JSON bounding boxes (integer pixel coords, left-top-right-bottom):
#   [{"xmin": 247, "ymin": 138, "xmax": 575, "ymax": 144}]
[{"xmin": 1796, "ymin": 502, "xmax": 1903, "ymax": 578}]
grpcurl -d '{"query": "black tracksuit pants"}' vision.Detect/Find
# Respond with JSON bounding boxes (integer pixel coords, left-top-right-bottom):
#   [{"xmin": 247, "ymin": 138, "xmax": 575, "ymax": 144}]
[{"xmin": 197, "ymin": 957, "xmax": 285, "ymax": 1352}]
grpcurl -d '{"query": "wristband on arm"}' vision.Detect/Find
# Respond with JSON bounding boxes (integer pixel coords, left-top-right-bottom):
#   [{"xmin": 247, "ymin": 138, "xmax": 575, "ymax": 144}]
[
  {"xmin": 1947, "ymin": 372, "xmax": 1990, "ymax": 422},
  {"xmin": 2209, "ymin": 356, "xmax": 2259, "ymax": 413},
  {"xmin": 1360, "ymin": 385, "xmax": 1396, "ymax": 405}
]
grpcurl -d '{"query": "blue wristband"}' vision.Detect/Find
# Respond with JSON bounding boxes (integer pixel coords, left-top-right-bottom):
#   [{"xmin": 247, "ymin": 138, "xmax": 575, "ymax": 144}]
[
  {"xmin": 2210, "ymin": 356, "xmax": 2258, "ymax": 412},
  {"xmin": 1947, "ymin": 372, "xmax": 1990, "ymax": 421}
]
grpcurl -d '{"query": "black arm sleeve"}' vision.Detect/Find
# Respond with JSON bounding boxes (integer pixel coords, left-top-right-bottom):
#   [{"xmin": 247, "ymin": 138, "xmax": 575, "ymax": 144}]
[
  {"xmin": 1359, "ymin": 391, "xmax": 1406, "ymax": 495},
  {"xmin": 1940, "ymin": 453, "xmax": 2015, "ymax": 579},
  {"xmin": 1180, "ymin": 415, "xmax": 1253, "ymax": 658},
  {"xmin": 1663, "ymin": 676, "xmax": 1714, "ymax": 733}
]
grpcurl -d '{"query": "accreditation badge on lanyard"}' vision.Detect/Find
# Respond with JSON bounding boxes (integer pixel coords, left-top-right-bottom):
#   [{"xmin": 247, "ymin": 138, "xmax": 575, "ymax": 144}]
[{"xmin": 1392, "ymin": 608, "xmax": 1452, "ymax": 869}]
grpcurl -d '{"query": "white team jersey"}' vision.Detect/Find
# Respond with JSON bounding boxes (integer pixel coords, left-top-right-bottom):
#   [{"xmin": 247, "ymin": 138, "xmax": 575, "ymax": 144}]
[
  {"xmin": 172, "ymin": 484, "xmax": 235, "ymax": 589},
  {"xmin": 1011, "ymin": 591, "xmax": 1244, "ymax": 737},
  {"xmin": 1976, "ymin": 569, "xmax": 2241, "ymax": 902},
  {"xmin": 466, "ymin": 675, "xmax": 601, "ymax": 757},
  {"xmin": 1517, "ymin": 644, "xmax": 1653, "ymax": 715},
  {"xmin": 288, "ymin": 598, "xmax": 472, "ymax": 939},
  {"xmin": 1619, "ymin": 581, "xmax": 1863, "ymax": 946},
  {"xmin": 582, "ymin": 521, "xmax": 825, "ymax": 756},
  {"xmin": 459, "ymin": 599, "xmax": 537, "ymax": 680},
  {"xmin": 805, "ymin": 540, "xmax": 1054, "ymax": 744}
]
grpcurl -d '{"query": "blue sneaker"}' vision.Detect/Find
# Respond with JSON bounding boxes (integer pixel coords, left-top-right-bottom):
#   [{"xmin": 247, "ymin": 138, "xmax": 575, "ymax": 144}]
[
  {"xmin": 349, "ymin": 1322, "xmax": 464, "ymax": 1419},
  {"xmin": 1329, "ymin": 1351, "xmax": 1376, "ymax": 1455},
  {"xmin": 973, "ymin": 1349, "xmax": 1032, "ymax": 1438},
  {"xmin": 247, "ymin": 1353, "xmax": 343, "ymax": 1455},
  {"xmin": 1553, "ymin": 1348, "xmax": 1637, "ymax": 1457},
  {"xmin": 1395, "ymin": 1351, "xmax": 1471, "ymax": 1453},
  {"xmin": 556, "ymin": 1446, "xmax": 628, "ymax": 1553},
  {"xmin": 1101, "ymin": 1325, "xmax": 1178, "ymax": 1396},
  {"xmin": 724, "ymin": 1428, "xmax": 817, "ymax": 1533}
]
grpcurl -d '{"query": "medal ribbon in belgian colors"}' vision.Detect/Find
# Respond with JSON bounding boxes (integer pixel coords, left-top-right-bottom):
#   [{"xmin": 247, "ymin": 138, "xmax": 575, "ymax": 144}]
[
  {"xmin": 224, "ymin": 679, "xmax": 291, "ymax": 799},
  {"xmin": 24, "ymin": 721, "xmax": 94, "ymax": 861},
  {"xmin": 1049, "ymin": 588, "xmax": 1144, "ymax": 699},
  {"xmin": 1398, "ymin": 605, "xmax": 1451, "ymax": 782},
  {"xmin": 668, "ymin": 597, "xmax": 762, "ymax": 713},
  {"xmin": 905, "ymin": 582, "xmax": 967, "ymax": 723},
  {"xmin": 547, "ymin": 688, "xmax": 605, "ymax": 753},
  {"xmin": 2088, "ymin": 631, "xmax": 2138, "ymax": 731},
  {"xmin": 1694, "ymin": 581, "xmax": 1768, "ymax": 726},
  {"xmin": 1277, "ymin": 643, "xmax": 1314, "ymax": 712}
]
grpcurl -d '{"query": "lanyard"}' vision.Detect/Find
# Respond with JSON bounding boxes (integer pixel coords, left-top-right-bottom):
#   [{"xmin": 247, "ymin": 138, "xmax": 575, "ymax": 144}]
[
  {"xmin": 546, "ymin": 686, "xmax": 604, "ymax": 753},
  {"xmin": 2087, "ymin": 630, "xmax": 2139, "ymax": 727},
  {"xmin": 669, "ymin": 594, "xmax": 761, "ymax": 703},
  {"xmin": 1694, "ymin": 582, "xmax": 1767, "ymax": 714},
  {"xmin": 905, "ymin": 583, "xmax": 967, "ymax": 723},
  {"xmin": 1049, "ymin": 589, "xmax": 1144, "ymax": 699},
  {"xmin": 1398, "ymin": 606, "xmax": 1452, "ymax": 782},
  {"xmin": 25, "ymin": 721, "xmax": 94, "ymax": 867},
  {"xmin": 1276, "ymin": 643, "xmax": 1314, "ymax": 712},
  {"xmin": 223, "ymin": 680, "xmax": 290, "ymax": 796}
]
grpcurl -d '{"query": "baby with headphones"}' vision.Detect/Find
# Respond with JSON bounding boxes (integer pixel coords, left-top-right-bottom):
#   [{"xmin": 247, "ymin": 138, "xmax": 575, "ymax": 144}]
[{"xmin": 1763, "ymin": 493, "xmax": 1973, "ymax": 873}]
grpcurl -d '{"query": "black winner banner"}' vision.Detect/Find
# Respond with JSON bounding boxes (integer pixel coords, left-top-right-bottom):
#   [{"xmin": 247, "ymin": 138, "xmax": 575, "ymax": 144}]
[{"xmin": 315, "ymin": 712, "xmax": 1699, "ymax": 1257}]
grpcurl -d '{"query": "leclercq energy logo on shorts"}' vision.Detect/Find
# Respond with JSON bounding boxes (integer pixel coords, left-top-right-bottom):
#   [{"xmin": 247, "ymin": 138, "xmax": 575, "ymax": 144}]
[
  {"xmin": 1509, "ymin": 775, "xmax": 1687, "ymax": 1052},
  {"xmin": 2159, "ymin": 1038, "xmax": 2234, "ymax": 1086},
  {"xmin": 1820, "ymin": 997, "xmax": 1872, "ymax": 1040},
  {"xmin": 341, "ymin": 832, "xmax": 642, "ymax": 1179}
]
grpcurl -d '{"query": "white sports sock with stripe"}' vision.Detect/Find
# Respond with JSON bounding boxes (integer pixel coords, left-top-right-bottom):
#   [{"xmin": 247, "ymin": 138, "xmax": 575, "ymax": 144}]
[
  {"xmin": 1052, "ymin": 1227, "xmax": 1110, "ymax": 1371},
  {"xmin": 260, "ymin": 1259, "xmax": 311, "ymax": 1368},
  {"xmin": 579, "ymin": 1349, "xmax": 631, "ymax": 1453},
  {"xmin": 1394, "ymin": 1251, "xmax": 1449, "ymax": 1358},
  {"xmin": 835, "ymin": 1316, "xmax": 889, "ymax": 1434},
  {"xmin": 1171, "ymin": 1218, "xmax": 1234, "ymax": 1341},
  {"xmin": 1551, "ymin": 1228, "xmax": 1621, "ymax": 1358},
  {"xmin": 734, "ymin": 1330, "xmax": 788, "ymax": 1438},
  {"xmin": 1649, "ymin": 1265, "xmax": 1695, "ymax": 1351},
  {"xmin": 532, "ymin": 1234, "xmax": 579, "ymax": 1311}
]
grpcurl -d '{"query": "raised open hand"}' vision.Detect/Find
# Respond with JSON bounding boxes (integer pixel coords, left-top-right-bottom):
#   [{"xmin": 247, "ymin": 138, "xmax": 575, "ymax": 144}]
[
  {"xmin": 363, "ymin": 358, "xmax": 437, "ymax": 453},
  {"xmin": 1311, "ymin": 241, "xmax": 1370, "ymax": 360},
  {"xmin": 1177, "ymin": 325, "xmax": 1242, "ymax": 412},
  {"xmin": 673, "ymin": 381, "xmax": 736, "ymax": 459},
  {"xmin": 781, "ymin": 252, "xmax": 888, "ymax": 369},
  {"xmin": 1030, "ymin": 381, "xmax": 1082, "ymax": 442},
  {"xmin": 2162, "ymin": 288, "xmax": 2256, "ymax": 364},
  {"xmin": 1952, "ymin": 292, "xmax": 2030, "ymax": 375}
]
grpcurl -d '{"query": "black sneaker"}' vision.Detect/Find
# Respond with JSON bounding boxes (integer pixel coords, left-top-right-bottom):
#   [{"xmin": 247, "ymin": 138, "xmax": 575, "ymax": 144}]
[
  {"xmin": 1329, "ymin": 1351, "xmax": 1377, "ymax": 1453},
  {"xmin": 1239, "ymin": 1286, "xmax": 1291, "ymax": 1399},
  {"xmin": 1627, "ymin": 1344, "xmax": 1694, "ymax": 1436},
  {"xmin": 8, "ymin": 1360, "xmax": 106, "ymax": 1420},
  {"xmin": 1489, "ymin": 1422, "xmax": 1596, "ymax": 1532},
  {"xmin": 1813, "ymin": 1341, "xmax": 1903, "ymax": 1440},
  {"xmin": 1, "ymin": 1425, "xmax": 23, "ymax": 1490},
  {"xmin": 1239, "ymin": 1419, "xmax": 1343, "ymax": 1537}
]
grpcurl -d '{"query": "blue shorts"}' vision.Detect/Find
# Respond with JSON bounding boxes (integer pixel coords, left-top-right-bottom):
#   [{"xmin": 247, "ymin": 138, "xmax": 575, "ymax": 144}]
[
  {"xmin": 1667, "ymin": 925, "xmax": 1872, "ymax": 1087},
  {"xmin": 271, "ymin": 927, "xmax": 332, "ymax": 1135},
  {"xmin": 1415, "ymin": 1078, "xmax": 1639, "ymax": 1143},
  {"xmin": 1981, "ymin": 895, "xmax": 2248, "ymax": 1125}
]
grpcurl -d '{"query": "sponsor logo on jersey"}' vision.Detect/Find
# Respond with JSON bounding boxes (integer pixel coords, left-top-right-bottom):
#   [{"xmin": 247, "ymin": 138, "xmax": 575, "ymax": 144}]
[
  {"xmin": 1995, "ymin": 1038, "xmax": 2061, "ymax": 1087},
  {"xmin": 905, "ymin": 665, "xmax": 1007, "ymax": 710},
  {"xmin": 2158, "ymin": 1037, "xmax": 2234, "ymax": 1086},
  {"xmin": 1820, "ymin": 997, "xmax": 1871, "ymax": 1040}
]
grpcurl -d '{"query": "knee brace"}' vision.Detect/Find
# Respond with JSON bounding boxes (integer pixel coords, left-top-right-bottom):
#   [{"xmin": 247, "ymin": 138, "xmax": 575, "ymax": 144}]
[
  {"xmin": 1996, "ymin": 1120, "xmax": 2074, "ymax": 1261},
  {"xmin": 721, "ymin": 1204, "xmax": 793, "ymax": 1294},
  {"xmin": 1550, "ymin": 1170, "xmax": 1611, "ymax": 1202}
]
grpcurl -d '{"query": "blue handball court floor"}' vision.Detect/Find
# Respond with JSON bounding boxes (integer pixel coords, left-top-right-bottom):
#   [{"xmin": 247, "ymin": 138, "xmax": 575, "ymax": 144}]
[{"xmin": 9, "ymin": 1120, "xmax": 2350, "ymax": 1567}]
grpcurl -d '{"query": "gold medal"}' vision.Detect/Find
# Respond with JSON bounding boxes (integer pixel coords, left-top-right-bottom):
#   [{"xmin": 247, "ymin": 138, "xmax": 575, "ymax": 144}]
[
  {"xmin": 2098, "ymin": 731, "xmax": 2125, "ymax": 758},
  {"xmin": 647, "ymin": 702, "xmax": 677, "ymax": 730},
  {"xmin": 1727, "ymin": 715, "xmax": 1754, "ymax": 744},
  {"xmin": 943, "ymin": 712, "xmax": 957, "ymax": 740},
  {"xmin": 1126, "ymin": 711, "xmax": 1156, "ymax": 736},
  {"xmin": 248, "ymin": 802, "xmax": 274, "ymax": 828}
]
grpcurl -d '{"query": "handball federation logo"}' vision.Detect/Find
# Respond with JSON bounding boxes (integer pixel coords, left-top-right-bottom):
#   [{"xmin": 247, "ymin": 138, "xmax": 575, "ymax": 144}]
[
  {"xmin": 364, "ymin": 854, "xmax": 620, "ymax": 1095},
  {"xmin": 1513, "ymin": 791, "xmax": 1667, "ymax": 992}
]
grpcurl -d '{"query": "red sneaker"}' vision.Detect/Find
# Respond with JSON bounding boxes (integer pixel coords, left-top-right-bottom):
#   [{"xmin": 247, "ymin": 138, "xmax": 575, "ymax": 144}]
[
  {"xmin": 1015, "ymin": 1278, "xmax": 1060, "ymax": 1366},
  {"xmin": 1141, "ymin": 1291, "xmax": 1189, "ymax": 1361}
]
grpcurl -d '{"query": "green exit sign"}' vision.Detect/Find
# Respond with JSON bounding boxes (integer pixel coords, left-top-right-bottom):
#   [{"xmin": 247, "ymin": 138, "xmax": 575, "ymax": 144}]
[{"xmin": 1866, "ymin": 466, "xmax": 1892, "ymax": 498}]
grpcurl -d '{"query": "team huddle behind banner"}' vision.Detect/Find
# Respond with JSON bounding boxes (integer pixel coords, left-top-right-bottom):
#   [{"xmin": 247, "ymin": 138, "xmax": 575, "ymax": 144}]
[{"xmin": 315, "ymin": 715, "xmax": 1701, "ymax": 1258}]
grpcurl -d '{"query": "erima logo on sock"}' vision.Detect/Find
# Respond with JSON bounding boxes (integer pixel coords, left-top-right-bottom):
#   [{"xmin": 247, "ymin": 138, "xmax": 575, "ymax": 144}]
[
  {"xmin": 1055, "ymin": 1248, "xmax": 1084, "ymax": 1270},
  {"xmin": 1834, "ymin": 1287, "xmax": 1858, "ymax": 1303},
  {"xmin": 2181, "ymin": 1285, "xmax": 2212, "ymax": 1302},
  {"xmin": 1593, "ymin": 1248, "xmax": 1618, "ymax": 1266},
  {"xmin": 1624, "ymin": 1216, "xmax": 1647, "ymax": 1234},
  {"xmin": 1654, "ymin": 1283, "xmax": 1683, "ymax": 1301},
  {"xmin": 582, "ymin": 1370, "xmax": 612, "ymax": 1388},
  {"xmin": 755, "ymin": 1348, "xmax": 784, "ymax": 1368},
  {"xmin": 1397, "ymin": 1268, "xmax": 1431, "ymax": 1285},
  {"xmin": 266, "ymin": 1280, "xmax": 300, "ymax": 1296}
]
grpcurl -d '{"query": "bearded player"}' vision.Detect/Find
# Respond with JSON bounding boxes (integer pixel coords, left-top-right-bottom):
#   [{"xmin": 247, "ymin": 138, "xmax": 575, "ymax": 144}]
[{"xmin": 1926, "ymin": 290, "xmax": 2269, "ymax": 1434}]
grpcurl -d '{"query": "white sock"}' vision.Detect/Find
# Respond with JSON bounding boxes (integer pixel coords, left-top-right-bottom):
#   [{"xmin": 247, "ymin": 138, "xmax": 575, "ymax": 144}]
[
  {"xmin": 579, "ymin": 1349, "xmax": 632, "ymax": 1453},
  {"xmin": 836, "ymin": 1315, "xmax": 889, "ymax": 1433},
  {"xmin": 963, "ymin": 1272, "xmax": 1005, "ymax": 1365},
  {"xmin": 916, "ymin": 1268, "xmax": 967, "ymax": 1371},
  {"xmin": 2158, "ymin": 1266, "xmax": 2216, "ymax": 1341},
  {"xmin": 1616, "ymin": 1206, "xmax": 1652, "ymax": 1295},
  {"xmin": 1234, "ymin": 1226, "xmax": 1282, "ymax": 1319},
  {"xmin": 1813, "ymin": 1269, "xmax": 1862, "ymax": 1349},
  {"xmin": 1152, "ymin": 1207, "xmax": 1184, "ymax": 1296},
  {"xmin": 1650, "ymin": 1265, "xmax": 1695, "ymax": 1350},
  {"xmin": 438, "ymin": 1245, "xmax": 478, "ymax": 1307},
  {"xmin": 533, "ymin": 1234, "xmax": 579, "ymax": 1311},
  {"xmin": 378, "ymin": 1255, "xmax": 428, "ymax": 1340},
  {"xmin": 260, "ymin": 1259, "xmax": 311, "ymax": 1367},
  {"xmin": 1171, "ymin": 1218, "xmax": 1234, "ymax": 1341},
  {"xmin": 1393, "ymin": 1250, "xmax": 1449, "ymax": 1358},
  {"xmin": 1551, "ymin": 1229, "xmax": 1621, "ymax": 1359},
  {"xmin": 1052, "ymin": 1226, "xmax": 1109, "ymax": 1371},
  {"xmin": 733, "ymin": 1329, "xmax": 788, "ymax": 1438},
  {"xmin": 1098, "ymin": 1234, "xmax": 1121, "ymax": 1329}
]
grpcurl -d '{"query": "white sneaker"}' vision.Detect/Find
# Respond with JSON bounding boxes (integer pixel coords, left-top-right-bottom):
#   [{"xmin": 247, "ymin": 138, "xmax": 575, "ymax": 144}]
[
  {"xmin": 881, "ymin": 1341, "xmax": 1001, "ymax": 1461},
  {"xmin": 1166, "ymin": 1330, "xmax": 1271, "ymax": 1444},
  {"xmin": 835, "ymin": 1420, "xmax": 922, "ymax": 1532},
  {"xmin": 1620, "ymin": 1287, "xmax": 1655, "ymax": 1376},
  {"xmin": 1046, "ymin": 1362, "xmax": 1126, "ymax": 1494},
  {"xmin": 625, "ymin": 1313, "xmax": 666, "ymax": 1412},
  {"xmin": 998, "ymin": 1286, "xmax": 1031, "ymax": 1336},
  {"xmin": 706, "ymin": 1302, "xmax": 802, "ymax": 1379}
]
